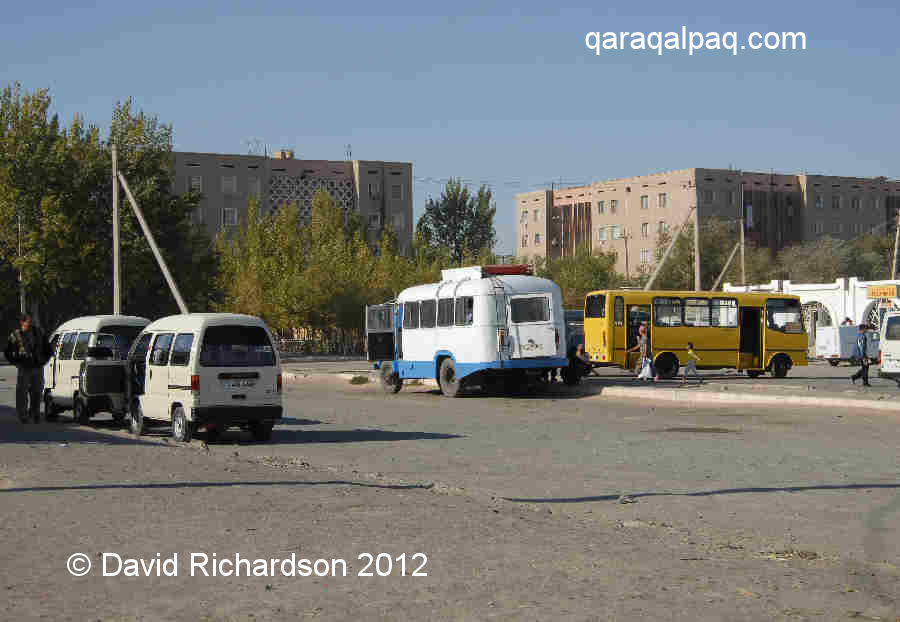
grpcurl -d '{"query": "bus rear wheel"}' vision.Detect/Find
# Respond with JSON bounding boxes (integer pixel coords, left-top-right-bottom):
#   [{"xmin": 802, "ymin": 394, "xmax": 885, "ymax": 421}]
[
  {"xmin": 654, "ymin": 353, "xmax": 679, "ymax": 380},
  {"xmin": 438, "ymin": 358, "xmax": 462, "ymax": 397},
  {"xmin": 379, "ymin": 362, "xmax": 402, "ymax": 394}
]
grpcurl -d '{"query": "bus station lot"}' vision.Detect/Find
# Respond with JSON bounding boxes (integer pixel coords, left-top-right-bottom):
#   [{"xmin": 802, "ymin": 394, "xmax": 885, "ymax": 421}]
[{"xmin": 1, "ymin": 362, "xmax": 899, "ymax": 620}]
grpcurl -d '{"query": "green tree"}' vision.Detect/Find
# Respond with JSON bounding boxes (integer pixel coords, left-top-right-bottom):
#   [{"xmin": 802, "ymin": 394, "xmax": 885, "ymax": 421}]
[
  {"xmin": 775, "ymin": 236, "xmax": 849, "ymax": 283},
  {"xmin": 416, "ymin": 179, "xmax": 496, "ymax": 265},
  {"xmin": 531, "ymin": 245, "xmax": 620, "ymax": 308}
]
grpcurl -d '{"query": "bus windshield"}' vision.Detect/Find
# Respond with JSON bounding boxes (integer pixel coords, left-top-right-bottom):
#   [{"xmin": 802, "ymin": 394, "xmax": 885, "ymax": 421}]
[{"xmin": 766, "ymin": 299, "xmax": 804, "ymax": 333}]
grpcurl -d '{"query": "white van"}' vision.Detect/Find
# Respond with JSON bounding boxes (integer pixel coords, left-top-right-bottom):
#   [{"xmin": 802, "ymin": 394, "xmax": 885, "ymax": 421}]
[
  {"xmin": 43, "ymin": 315, "xmax": 151, "ymax": 423},
  {"xmin": 878, "ymin": 311, "xmax": 900, "ymax": 385},
  {"xmin": 126, "ymin": 313, "xmax": 283, "ymax": 442}
]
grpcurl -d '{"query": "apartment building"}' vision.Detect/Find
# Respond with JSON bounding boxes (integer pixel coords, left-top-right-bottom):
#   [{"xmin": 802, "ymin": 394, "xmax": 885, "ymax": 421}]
[
  {"xmin": 172, "ymin": 150, "xmax": 413, "ymax": 251},
  {"xmin": 516, "ymin": 168, "xmax": 900, "ymax": 276}
]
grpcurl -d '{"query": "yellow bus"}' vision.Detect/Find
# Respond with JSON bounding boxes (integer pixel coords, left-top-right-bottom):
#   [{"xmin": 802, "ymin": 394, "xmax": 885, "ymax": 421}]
[{"xmin": 583, "ymin": 289, "xmax": 808, "ymax": 379}]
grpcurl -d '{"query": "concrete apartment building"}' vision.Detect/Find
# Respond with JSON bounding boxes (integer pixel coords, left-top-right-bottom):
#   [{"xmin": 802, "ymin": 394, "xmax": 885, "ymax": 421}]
[
  {"xmin": 172, "ymin": 150, "xmax": 413, "ymax": 251},
  {"xmin": 516, "ymin": 168, "xmax": 900, "ymax": 277}
]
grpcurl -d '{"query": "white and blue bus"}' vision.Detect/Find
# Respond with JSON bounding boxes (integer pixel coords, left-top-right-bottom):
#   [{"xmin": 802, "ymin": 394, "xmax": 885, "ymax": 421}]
[{"xmin": 366, "ymin": 265, "xmax": 568, "ymax": 396}]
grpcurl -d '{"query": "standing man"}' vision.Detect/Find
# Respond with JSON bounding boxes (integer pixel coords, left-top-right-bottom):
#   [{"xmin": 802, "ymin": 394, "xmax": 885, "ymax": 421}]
[
  {"xmin": 850, "ymin": 324, "xmax": 871, "ymax": 387},
  {"xmin": 4, "ymin": 313, "xmax": 51, "ymax": 422}
]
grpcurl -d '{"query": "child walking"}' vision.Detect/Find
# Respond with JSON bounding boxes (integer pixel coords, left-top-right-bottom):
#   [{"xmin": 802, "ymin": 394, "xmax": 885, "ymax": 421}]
[{"xmin": 681, "ymin": 342, "xmax": 703, "ymax": 385}]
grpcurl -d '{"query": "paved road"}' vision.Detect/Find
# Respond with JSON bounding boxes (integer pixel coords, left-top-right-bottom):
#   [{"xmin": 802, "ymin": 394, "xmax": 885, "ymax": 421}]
[{"xmin": 1, "ymin": 367, "xmax": 898, "ymax": 620}]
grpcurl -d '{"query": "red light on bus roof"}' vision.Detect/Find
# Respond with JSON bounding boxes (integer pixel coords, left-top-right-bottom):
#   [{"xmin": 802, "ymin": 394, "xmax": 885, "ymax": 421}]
[{"xmin": 482, "ymin": 264, "xmax": 533, "ymax": 276}]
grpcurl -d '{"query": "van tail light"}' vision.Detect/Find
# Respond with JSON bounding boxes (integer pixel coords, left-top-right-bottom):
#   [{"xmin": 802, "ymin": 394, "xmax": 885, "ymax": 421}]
[
  {"xmin": 190, "ymin": 375, "xmax": 200, "ymax": 392},
  {"xmin": 277, "ymin": 374, "xmax": 282, "ymax": 393},
  {"xmin": 555, "ymin": 329, "xmax": 560, "ymax": 349},
  {"xmin": 879, "ymin": 350, "xmax": 882, "ymax": 365},
  {"xmin": 497, "ymin": 328, "xmax": 506, "ymax": 347}
]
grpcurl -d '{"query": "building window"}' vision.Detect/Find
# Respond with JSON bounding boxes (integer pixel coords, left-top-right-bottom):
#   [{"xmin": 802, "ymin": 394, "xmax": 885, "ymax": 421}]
[
  {"xmin": 368, "ymin": 182, "xmax": 380, "ymax": 198},
  {"xmin": 248, "ymin": 177, "xmax": 261, "ymax": 197},
  {"xmin": 875, "ymin": 197, "xmax": 881, "ymax": 210},
  {"xmin": 832, "ymin": 195, "xmax": 841, "ymax": 209},
  {"xmin": 191, "ymin": 208, "xmax": 204, "ymax": 226},
  {"xmin": 658, "ymin": 193, "xmax": 666, "ymax": 208},
  {"xmin": 392, "ymin": 213, "xmax": 405, "ymax": 231},
  {"xmin": 597, "ymin": 200, "xmax": 604, "ymax": 214},
  {"xmin": 814, "ymin": 195, "xmax": 823, "ymax": 209},
  {"xmin": 852, "ymin": 197, "xmax": 861, "ymax": 210},
  {"xmin": 521, "ymin": 234, "xmax": 528, "ymax": 247},
  {"xmin": 727, "ymin": 190, "xmax": 734, "ymax": 206},
  {"xmin": 833, "ymin": 222, "xmax": 843, "ymax": 234},
  {"xmin": 658, "ymin": 220, "xmax": 668, "ymax": 234},
  {"xmin": 702, "ymin": 190, "xmax": 714, "ymax": 203},
  {"xmin": 189, "ymin": 176, "xmax": 202, "ymax": 192},
  {"xmin": 610, "ymin": 200, "xmax": 618, "ymax": 214},
  {"xmin": 597, "ymin": 227, "xmax": 606, "ymax": 241},
  {"xmin": 611, "ymin": 225, "xmax": 621, "ymax": 239},
  {"xmin": 391, "ymin": 184, "xmax": 403, "ymax": 200},
  {"xmin": 221, "ymin": 176, "xmax": 237, "ymax": 194},
  {"xmin": 534, "ymin": 233, "xmax": 541, "ymax": 245},
  {"xmin": 534, "ymin": 209, "xmax": 540, "ymax": 221},
  {"xmin": 641, "ymin": 222, "xmax": 649, "ymax": 238},
  {"xmin": 368, "ymin": 214, "xmax": 381, "ymax": 228},
  {"xmin": 520, "ymin": 211, "xmax": 528, "ymax": 224},
  {"xmin": 640, "ymin": 195, "xmax": 648, "ymax": 209},
  {"xmin": 640, "ymin": 249, "xmax": 650, "ymax": 264},
  {"xmin": 222, "ymin": 208, "xmax": 238, "ymax": 227},
  {"xmin": 814, "ymin": 221, "xmax": 824, "ymax": 234}
]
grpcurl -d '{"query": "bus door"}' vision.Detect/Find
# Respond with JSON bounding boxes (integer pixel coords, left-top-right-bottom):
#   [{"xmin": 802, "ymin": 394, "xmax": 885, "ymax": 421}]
[
  {"xmin": 625, "ymin": 303, "xmax": 650, "ymax": 370},
  {"xmin": 739, "ymin": 307, "xmax": 762, "ymax": 368},
  {"xmin": 611, "ymin": 296, "xmax": 626, "ymax": 366},
  {"xmin": 365, "ymin": 303, "xmax": 397, "ymax": 362},
  {"xmin": 508, "ymin": 294, "xmax": 555, "ymax": 358}
]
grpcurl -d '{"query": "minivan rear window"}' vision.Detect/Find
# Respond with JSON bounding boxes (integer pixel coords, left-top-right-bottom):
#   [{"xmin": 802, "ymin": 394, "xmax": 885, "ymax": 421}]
[
  {"xmin": 885, "ymin": 317, "xmax": 900, "ymax": 340},
  {"xmin": 199, "ymin": 325, "xmax": 275, "ymax": 367},
  {"xmin": 101, "ymin": 325, "xmax": 145, "ymax": 360}
]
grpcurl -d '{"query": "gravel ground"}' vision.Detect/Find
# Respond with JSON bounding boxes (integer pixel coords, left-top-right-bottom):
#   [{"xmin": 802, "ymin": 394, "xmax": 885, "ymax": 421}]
[{"xmin": 0, "ymin": 367, "xmax": 898, "ymax": 621}]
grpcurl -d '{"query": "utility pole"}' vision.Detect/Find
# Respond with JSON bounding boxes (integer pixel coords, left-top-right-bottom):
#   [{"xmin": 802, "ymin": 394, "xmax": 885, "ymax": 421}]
[
  {"xmin": 112, "ymin": 144, "xmax": 121, "ymax": 314},
  {"xmin": 893, "ymin": 207, "xmax": 900, "ymax": 280},
  {"xmin": 712, "ymin": 242, "xmax": 741, "ymax": 291},
  {"xmin": 739, "ymin": 175, "xmax": 746, "ymax": 284},
  {"xmin": 644, "ymin": 206, "xmax": 696, "ymax": 291},
  {"xmin": 17, "ymin": 211, "xmax": 24, "ymax": 314},
  {"xmin": 623, "ymin": 232, "xmax": 630, "ymax": 280},
  {"xmin": 694, "ymin": 207, "xmax": 701, "ymax": 290}
]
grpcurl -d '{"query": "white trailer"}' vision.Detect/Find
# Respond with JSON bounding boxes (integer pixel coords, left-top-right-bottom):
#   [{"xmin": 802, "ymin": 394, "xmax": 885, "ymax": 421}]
[{"xmin": 813, "ymin": 325, "xmax": 880, "ymax": 366}]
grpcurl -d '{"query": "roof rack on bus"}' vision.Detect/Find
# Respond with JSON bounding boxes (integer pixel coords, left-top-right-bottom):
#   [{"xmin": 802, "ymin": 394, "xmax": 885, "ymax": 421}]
[{"xmin": 441, "ymin": 264, "xmax": 534, "ymax": 281}]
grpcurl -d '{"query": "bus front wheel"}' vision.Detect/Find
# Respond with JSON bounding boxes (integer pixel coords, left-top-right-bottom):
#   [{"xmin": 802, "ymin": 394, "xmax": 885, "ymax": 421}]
[
  {"xmin": 380, "ymin": 362, "xmax": 402, "ymax": 394},
  {"xmin": 771, "ymin": 355, "xmax": 791, "ymax": 379},
  {"xmin": 438, "ymin": 358, "xmax": 462, "ymax": 397}
]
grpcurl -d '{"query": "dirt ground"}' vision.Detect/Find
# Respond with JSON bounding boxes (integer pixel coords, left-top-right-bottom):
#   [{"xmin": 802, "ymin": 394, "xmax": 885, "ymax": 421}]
[{"xmin": 1, "ymin": 369, "xmax": 898, "ymax": 621}]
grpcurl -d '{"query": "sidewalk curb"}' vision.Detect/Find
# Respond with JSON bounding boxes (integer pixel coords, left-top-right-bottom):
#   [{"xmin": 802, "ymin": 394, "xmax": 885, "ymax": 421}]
[
  {"xmin": 283, "ymin": 371, "xmax": 440, "ymax": 386},
  {"xmin": 594, "ymin": 386, "xmax": 900, "ymax": 412}
]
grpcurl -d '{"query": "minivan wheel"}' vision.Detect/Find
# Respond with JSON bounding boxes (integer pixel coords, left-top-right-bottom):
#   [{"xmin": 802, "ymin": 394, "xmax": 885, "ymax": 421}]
[
  {"xmin": 43, "ymin": 392, "xmax": 59, "ymax": 422},
  {"xmin": 172, "ymin": 406, "xmax": 192, "ymax": 442},
  {"xmin": 129, "ymin": 399, "xmax": 144, "ymax": 436},
  {"xmin": 73, "ymin": 398, "xmax": 91, "ymax": 424},
  {"xmin": 250, "ymin": 421, "xmax": 274, "ymax": 442},
  {"xmin": 772, "ymin": 355, "xmax": 790, "ymax": 379},
  {"xmin": 655, "ymin": 353, "xmax": 679, "ymax": 380},
  {"xmin": 438, "ymin": 358, "xmax": 462, "ymax": 397}
]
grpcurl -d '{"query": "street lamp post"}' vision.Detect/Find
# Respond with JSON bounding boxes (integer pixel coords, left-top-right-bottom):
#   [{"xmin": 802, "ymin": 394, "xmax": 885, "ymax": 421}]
[{"xmin": 17, "ymin": 209, "xmax": 25, "ymax": 314}]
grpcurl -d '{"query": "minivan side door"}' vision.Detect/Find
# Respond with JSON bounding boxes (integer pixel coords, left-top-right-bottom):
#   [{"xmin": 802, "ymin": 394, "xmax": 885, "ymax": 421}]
[
  {"xmin": 43, "ymin": 333, "xmax": 61, "ymax": 393},
  {"xmin": 168, "ymin": 333, "xmax": 195, "ymax": 410},
  {"xmin": 146, "ymin": 333, "xmax": 174, "ymax": 420},
  {"xmin": 56, "ymin": 332, "xmax": 79, "ymax": 405}
]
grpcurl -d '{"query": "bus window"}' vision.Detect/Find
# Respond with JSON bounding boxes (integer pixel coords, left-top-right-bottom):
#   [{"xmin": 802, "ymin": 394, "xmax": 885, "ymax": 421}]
[
  {"xmin": 437, "ymin": 299, "xmax": 454, "ymax": 327},
  {"xmin": 511, "ymin": 297, "xmax": 549, "ymax": 323},
  {"xmin": 766, "ymin": 299, "xmax": 803, "ymax": 333},
  {"xmin": 455, "ymin": 297, "xmax": 474, "ymax": 326},
  {"xmin": 585, "ymin": 294, "xmax": 606, "ymax": 318},
  {"xmin": 653, "ymin": 297, "xmax": 683, "ymax": 327},
  {"xmin": 711, "ymin": 298, "xmax": 738, "ymax": 327},
  {"xmin": 403, "ymin": 302, "xmax": 420, "ymax": 329},
  {"xmin": 683, "ymin": 298, "xmax": 710, "ymax": 327},
  {"xmin": 420, "ymin": 300, "xmax": 436, "ymax": 328},
  {"xmin": 614, "ymin": 297, "xmax": 624, "ymax": 327}
]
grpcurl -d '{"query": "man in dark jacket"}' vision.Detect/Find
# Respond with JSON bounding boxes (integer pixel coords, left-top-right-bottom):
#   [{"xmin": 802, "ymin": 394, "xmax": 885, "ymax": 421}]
[
  {"xmin": 4, "ymin": 313, "xmax": 52, "ymax": 422},
  {"xmin": 850, "ymin": 324, "xmax": 871, "ymax": 387}
]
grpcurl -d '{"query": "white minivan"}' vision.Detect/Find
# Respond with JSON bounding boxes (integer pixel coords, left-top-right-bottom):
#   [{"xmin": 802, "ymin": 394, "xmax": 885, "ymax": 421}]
[
  {"xmin": 126, "ymin": 313, "xmax": 283, "ymax": 442},
  {"xmin": 878, "ymin": 311, "xmax": 900, "ymax": 386},
  {"xmin": 43, "ymin": 315, "xmax": 151, "ymax": 423}
]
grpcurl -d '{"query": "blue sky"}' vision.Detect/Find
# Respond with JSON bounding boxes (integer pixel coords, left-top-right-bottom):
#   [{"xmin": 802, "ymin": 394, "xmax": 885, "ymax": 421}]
[{"xmin": 3, "ymin": 0, "xmax": 898, "ymax": 254}]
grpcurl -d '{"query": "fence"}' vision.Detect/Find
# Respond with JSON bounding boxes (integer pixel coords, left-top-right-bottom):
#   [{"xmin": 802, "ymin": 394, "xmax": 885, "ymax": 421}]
[{"xmin": 274, "ymin": 328, "xmax": 365, "ymax": 357}]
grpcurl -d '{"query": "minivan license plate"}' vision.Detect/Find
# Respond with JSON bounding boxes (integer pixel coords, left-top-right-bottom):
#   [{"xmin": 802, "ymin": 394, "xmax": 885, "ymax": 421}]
[{"xmin": 222, "ymin": 379, "xmax": 255, "ymax": 390}]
